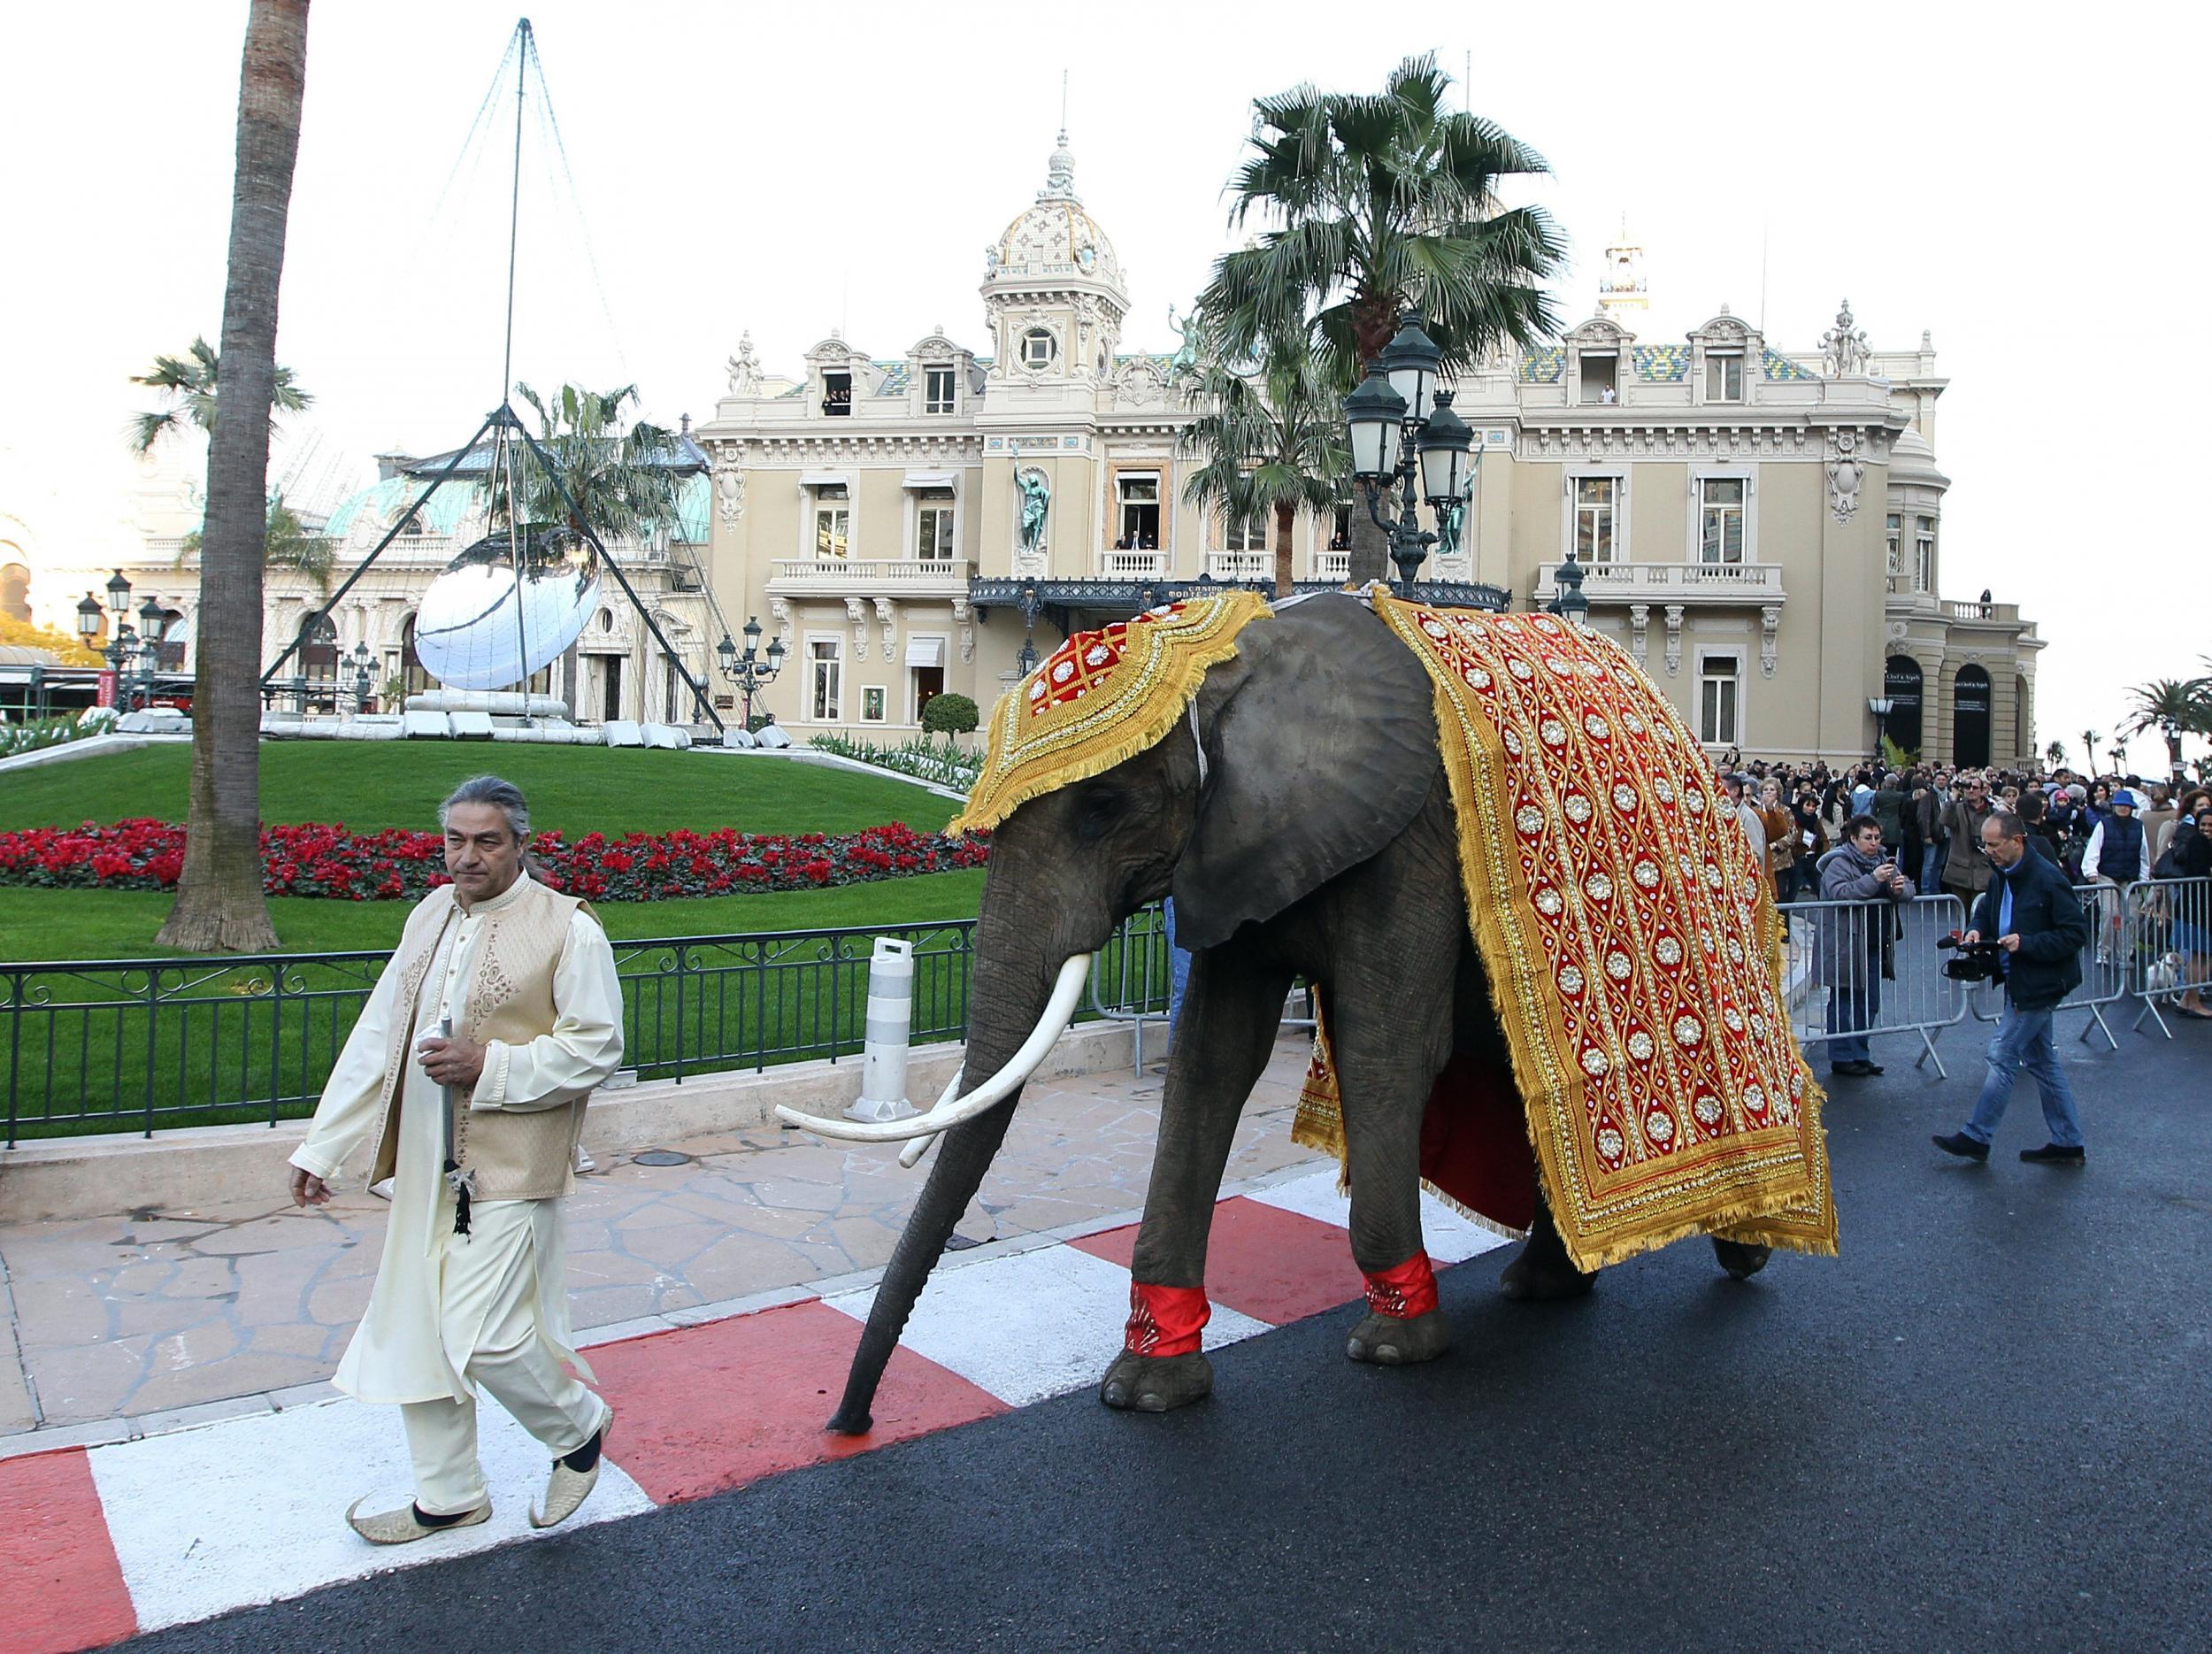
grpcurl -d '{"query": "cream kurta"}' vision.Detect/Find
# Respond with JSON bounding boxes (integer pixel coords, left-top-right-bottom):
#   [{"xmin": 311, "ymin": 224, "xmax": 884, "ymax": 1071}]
[{"xmin": 291, "ymin": 874, "xmax": 623, "ymax": 1406}]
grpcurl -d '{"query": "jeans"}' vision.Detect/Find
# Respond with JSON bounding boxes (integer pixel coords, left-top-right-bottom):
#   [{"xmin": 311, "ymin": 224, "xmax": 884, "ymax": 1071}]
[
  {"xmin": 1826, "ymin": 963, "xmax": 1880, "ymax": 1066},
  {"xmin": 1918, "ymin": 841, "xmax": 1947, "ymax": 895},
  {"xmin": 1163, "ymin": 896, "xmax": 1191, "ymax": 1031},
  {"xmin": 1962, "ymin": 1003, "xmax": 2084, "ymax": 1148}
]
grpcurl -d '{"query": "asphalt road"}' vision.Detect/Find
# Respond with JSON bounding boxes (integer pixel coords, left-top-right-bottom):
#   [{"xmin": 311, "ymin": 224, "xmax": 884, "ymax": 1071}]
[{"xmin": 132, "ymin": 1014, "xmax": 2211, "ymax": 1654}]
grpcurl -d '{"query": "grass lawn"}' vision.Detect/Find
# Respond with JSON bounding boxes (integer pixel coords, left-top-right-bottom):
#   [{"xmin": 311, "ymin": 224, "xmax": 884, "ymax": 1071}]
[{"xmin": 0, "ymin": 742, "xmax": 958, "ymax": 837}]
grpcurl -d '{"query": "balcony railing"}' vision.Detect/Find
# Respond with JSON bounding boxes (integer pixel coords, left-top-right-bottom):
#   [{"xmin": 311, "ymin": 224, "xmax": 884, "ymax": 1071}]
[
  {"xmin": 1100, "ymin": 550, "xmax": 1167, "ymax": 580},
  {"xmin": 767, "ymin": 558, "xmax": 975, "ymax": 592},
  {"xmin": 1535, "ymin": 560, "xmax": 1785, "ymax": 603},
  {"xmin": 1944, "ymin": 599, "xmax": 2021, "ymax": 622},
  {"xmin": 1203, "ymin": 550, "xmax": 1271, "ymax": 582},
  {"xmin": 1316, "ymin": 550, "xmax": 1350, "ymax": 581}
]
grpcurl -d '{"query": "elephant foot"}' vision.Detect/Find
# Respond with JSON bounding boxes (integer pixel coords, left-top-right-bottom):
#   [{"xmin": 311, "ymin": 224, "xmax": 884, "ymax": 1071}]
[
  {"xmin": 1099, "ymin": 1350, "xmax": 1213, "ymax": 1413},
  {"xmin": 1345, "ymin": 1307, "xmax": 1453, "ymax": 1366},
  {"xmin": 1712, "ymin": 1237, "xmax": 1772, "ymax": 1281},
  {"xmin": 1499, "ymin": 1245, "xmax": 1596, "ymax": 1302}
]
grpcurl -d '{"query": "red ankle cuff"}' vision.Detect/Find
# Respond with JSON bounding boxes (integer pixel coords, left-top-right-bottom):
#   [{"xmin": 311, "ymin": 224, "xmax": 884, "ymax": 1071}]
[
  {"xmin": 1363, "ymin": 1251, "xmax": 1439, "ymax": 1319},
  {"xmin": 1125, "ymin": 1281, "xmax": 1210, "ymax": 1358}
]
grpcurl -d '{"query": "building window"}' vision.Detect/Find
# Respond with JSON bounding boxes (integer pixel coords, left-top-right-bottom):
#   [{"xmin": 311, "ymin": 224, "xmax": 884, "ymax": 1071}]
[
  {"xmin": 822, "ymin": 371, "xmax": 852, "ymax": 417},
  {"xmin": 1020, "ymin": 327, "xmax": 1056, "ymax": 369},
  {"xmin": 1116, "ymin": 473, "xmax": 1160, "ymax": 549},
  {"xmin": 812, "ymin": 483, "xmax": 849, "ymax": 560},
  {"xmin": 1705, "ymin": 351, "xmax": 1744, "ymax": 402},
  {"xmin": 1575, "ymin": 477, "xmax": 1618, "ymax": 564},
  {"xmin": 297, "ymin": 613, "xmax": 338, "ymax": 683},
  {"xmin": 861, "ymin": 686, "xmax": 887, "ymax": 722},
  {"xmin": 914, "ymin": 489, "xmax": 956, "ymax": 561},
  {"xmin": 809, "ymin": 638, "xmax": 841, "ymax": 721},
  {"xmin": 1222, "ymin": 504, "xmax": 1266, "ymax": 553},
  {"xmin": 1329, "ymin": 504, "xmax": 1351, "ymax": 550},
  {"xmin": 1579, "ymin": 352, "xmax": 1618, "ymax": 405},
  {"xmin": 1698, "ymin": 477, "xmax": 1746, "ymax": 564},
  {"xmin": 1915, "ymin": 515, "xmax": 1936, "ymax": 593},
  {"xmin": 1886, "ymin": 513, "xmax": 1902, "ymax": 575},
  {"xmin": 1699, "ymin": 654, "xmax": 1742, "ymax": 746},
  {"xmin": 924, "ymin": 367, "xmax": 956, "ymax": 413}
]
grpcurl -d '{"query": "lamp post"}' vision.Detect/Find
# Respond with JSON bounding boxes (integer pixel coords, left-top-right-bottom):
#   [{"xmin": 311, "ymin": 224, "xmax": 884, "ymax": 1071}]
[
  {"xmin": 1867, "ymin": 695, "xmax": 1894, "ymax": 762},
  {"xmin": 96, "ymin": 571, "xmax": 134, "ymax": 712},
  {"xmin": 715, "ymin": 614, "xmax": 786, "ymax": 731},
  {"xmin": 134, "ymin": 594, "xmax": 165, "ymax": 708},
  {"xmin": 2160, "ymin": 713, "xmax": 2183, "ymax": 785},
  {"xmin": 1343, "ymin": 311, "xmax": 1478, "ymax": 595},
  {"xmin": 349, "ymin": 642, "xmax": 376, "ymax": 717}
]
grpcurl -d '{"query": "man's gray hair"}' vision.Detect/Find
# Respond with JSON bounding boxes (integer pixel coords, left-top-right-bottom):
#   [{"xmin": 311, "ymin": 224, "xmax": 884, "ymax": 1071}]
[{"xmin": 439, "ymin": 774, "xmax": 529, "ymax": 841}]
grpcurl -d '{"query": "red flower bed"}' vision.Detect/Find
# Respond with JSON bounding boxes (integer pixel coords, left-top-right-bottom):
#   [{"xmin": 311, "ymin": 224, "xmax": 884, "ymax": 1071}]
[{"xmin": 0, "ymin": 818, "xmax": 991, "ymax": 903}]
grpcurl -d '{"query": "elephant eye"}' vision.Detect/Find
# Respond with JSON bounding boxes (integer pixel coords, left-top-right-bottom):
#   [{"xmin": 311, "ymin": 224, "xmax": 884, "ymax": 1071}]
[{"xmin": 1073, "ymin": 787, "xmax": 1123, "ymax": 840}]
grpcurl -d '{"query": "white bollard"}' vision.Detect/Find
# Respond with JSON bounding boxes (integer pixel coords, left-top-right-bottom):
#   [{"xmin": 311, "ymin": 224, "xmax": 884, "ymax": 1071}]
[{"xmin": 845, "ymin": 937, "xmax": 921, "ymax": 1124}]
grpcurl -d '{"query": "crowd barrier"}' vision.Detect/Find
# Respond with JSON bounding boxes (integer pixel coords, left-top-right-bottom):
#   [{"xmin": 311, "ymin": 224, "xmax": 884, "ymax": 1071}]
[
  {"xmin": 1967, "ymin": 881, "xmax": 2131, "ymax": 1049},
  {"xmin": 2127, "ymin": 874, "xmax": 2212, "ymax": 1038},
  {"xmin": 1783, "ymin": 893, "xmax": 1969, "ymax": 1077}
]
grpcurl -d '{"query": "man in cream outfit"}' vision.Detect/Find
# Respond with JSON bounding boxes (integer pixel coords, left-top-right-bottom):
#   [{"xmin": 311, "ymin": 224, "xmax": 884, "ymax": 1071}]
[{"xmin": 289, "ymin": 775, "xmax": 624, "ymax": 1543}]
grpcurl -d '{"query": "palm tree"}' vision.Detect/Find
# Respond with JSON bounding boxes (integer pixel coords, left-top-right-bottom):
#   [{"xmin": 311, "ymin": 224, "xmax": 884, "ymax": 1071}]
[
  {"xmin": 128, "ymin": 335, "xmax": 311, "ymax": 456},
  {"xmin": 2045, "ymin": 739, "xmax": 2066, "ymax": 772},
  {"xmin": 179, "ymin": 493, "xmax": 333, "ymax": 597},
  {"xmin": 1196, "ymin": 53, "xmax": 1566, "ymax": 584},
  {"xmin": 2120, "ymin": 676, "xmax": 2208, "ymax": 781},
  {"xmin": 157, "ymin": 0, "xmax": 309, "ymax": 955},
  {"xmin": 2080, "ymin": 730, "xmax": 2100, "ymax": 779},
  {"xmin": 1178, "ymin": 316, "xmax": 1346, "ymax": 599},
  {"xmin": 508, "ymin": 381, "xmax": 682, "ymax": 542}
]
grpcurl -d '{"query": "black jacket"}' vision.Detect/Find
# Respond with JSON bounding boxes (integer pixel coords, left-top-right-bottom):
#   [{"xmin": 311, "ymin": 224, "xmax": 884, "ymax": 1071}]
[{"xmin": 1970, "ymin": 849, "xmax": 2089, "ymax": 1011}]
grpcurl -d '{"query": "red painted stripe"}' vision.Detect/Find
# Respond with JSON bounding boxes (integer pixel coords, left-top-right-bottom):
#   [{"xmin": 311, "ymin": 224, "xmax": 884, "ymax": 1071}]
[
  {"xmin": 586, "ymin": 1298, "xmax": 1009, "ymax": 1505},
  {"xmin": 1070, "ymin": 1196, "xmax": 1368, "ymax": 1327},
  {"xmin": 0, "ymin": 1449, "xmax": 138, "ymax": 1654}
]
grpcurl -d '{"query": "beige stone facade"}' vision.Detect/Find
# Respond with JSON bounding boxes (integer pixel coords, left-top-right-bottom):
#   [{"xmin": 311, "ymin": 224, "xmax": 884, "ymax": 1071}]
[{"xmin": 695, "ymin": 149, "xmax": 2039, "ymax": 767}]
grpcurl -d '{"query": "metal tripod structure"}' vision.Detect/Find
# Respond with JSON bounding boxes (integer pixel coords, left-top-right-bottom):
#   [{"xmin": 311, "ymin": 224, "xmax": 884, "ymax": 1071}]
[{"xmin": 257, "ymin": 18, "xmax": 722, "ymax": 732}]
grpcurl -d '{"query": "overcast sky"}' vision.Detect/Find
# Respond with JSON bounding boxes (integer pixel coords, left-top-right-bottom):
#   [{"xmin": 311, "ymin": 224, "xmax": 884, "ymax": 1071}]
[{"xmin": 4, "ymin": 0, "xmax": 2205, "ymax": 767}]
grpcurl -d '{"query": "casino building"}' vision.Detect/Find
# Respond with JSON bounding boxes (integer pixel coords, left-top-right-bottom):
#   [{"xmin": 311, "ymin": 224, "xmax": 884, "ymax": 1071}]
[{"xmin": 692, "ymin": 134, "xmax": 2041, "ymax": 767}]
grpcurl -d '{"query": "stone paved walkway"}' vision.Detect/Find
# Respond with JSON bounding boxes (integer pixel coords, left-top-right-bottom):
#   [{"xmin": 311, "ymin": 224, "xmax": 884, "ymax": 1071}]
[{"xmin": 0, "ymin": 1036, "xmax": 1325, "ymax": 1441}]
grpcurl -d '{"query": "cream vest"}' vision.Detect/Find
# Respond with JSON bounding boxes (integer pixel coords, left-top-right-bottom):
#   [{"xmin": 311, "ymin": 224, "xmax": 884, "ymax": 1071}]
[{"xmin": 365, "ymin": 877, "xmax": 603, "ymax": 1201}]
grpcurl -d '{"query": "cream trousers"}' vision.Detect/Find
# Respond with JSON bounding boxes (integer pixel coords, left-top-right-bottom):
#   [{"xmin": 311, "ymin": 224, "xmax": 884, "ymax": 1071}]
[{"xmin": 399, "ymin": 1204, "xmax": 603, "ymax": 1516}]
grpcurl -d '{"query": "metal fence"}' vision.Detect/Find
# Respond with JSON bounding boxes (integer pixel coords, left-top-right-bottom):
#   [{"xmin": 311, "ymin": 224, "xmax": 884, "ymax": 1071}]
[
  {"xmin": 1966, "ymin": 881, "xmax": 2146, "ymax": 1049},
  {"xmin": 2, "ymin": 907, "xmax": 1171, "ymax": 1144},
  {"xmin": 1086, "ymin": 904, "xmax": 1174, "ymax": 1075},
  {"xmin": 1784, "ymin": 893, "xmax": 1970, "ymax": 1076},
  {"xmin": 2128, "ymin": 874, "xmax": 2212, "ymax": 1037}
]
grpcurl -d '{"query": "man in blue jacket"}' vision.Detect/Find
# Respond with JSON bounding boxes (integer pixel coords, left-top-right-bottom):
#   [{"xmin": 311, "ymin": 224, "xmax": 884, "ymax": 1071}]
[{"xmin": 1933, "ymin": 810, "xmax": 2092, "ymax": 1165}]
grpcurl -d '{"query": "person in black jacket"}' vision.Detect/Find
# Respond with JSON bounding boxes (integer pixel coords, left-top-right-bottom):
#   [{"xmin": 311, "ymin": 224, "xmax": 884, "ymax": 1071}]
[{"xmin": 1933, "ymin": 810, "xmax": 2092, "ymax": 1165}]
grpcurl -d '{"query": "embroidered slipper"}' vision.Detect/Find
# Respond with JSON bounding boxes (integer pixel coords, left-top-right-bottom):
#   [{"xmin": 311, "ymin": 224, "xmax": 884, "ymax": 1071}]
[
  {"xmin": 345, "ymin": 1496, "xmax": 491, "ymax": 1545},
  {"xmin": 531, "ymin": 1402, "xmax": 615, "ymax": 1529}
]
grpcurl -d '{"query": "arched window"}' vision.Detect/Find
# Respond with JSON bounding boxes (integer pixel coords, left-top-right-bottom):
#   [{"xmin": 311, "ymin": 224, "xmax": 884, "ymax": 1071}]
[
  {"xmin": 1952, "ymin": 665, "xmax": 1992, "ymax": 769},
  {"xmin": 1883, "ymin": 657, "xmax": 1924, "ymax": 756},
  {"xmin": 398, "ymin": 614, "xmax": 433, "ymax": 697},
  {"xmin": 2014, "ymin": 674, "xmax": 2032, "ymax": 762},
  {"xmin": 0, "ymin": 558, "xmax": 28, "ymax": 624},
  {"xmin": 297, "ymin": 612, "xmax": 338, "ymax": 682}
]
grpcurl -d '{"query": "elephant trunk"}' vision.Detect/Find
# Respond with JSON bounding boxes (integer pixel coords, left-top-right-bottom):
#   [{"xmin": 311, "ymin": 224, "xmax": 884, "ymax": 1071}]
[{"xmin": 826, "ymin": 919, "xmax": 1061, "ymax": 1435}]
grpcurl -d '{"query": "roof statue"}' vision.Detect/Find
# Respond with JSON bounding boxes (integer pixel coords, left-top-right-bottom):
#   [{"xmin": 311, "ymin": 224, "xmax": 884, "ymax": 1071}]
[
  {"xmin": 1820, "ymin": 300, "xmax": 1871, "ymax": 378},
  {"xmin": 1596, "ymin": 215, "xmax": 1647, "ymax": 323}
]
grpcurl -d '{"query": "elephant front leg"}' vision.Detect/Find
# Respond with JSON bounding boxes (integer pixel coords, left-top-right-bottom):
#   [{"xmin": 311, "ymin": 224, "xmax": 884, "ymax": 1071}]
[
  {"xmin": 1102, "ymin": 942, "xmax": 1291, "ymax": 1414},
  {"xmin": 1499, "ymin": 1180, "xmax": 1597, "ymax": 1301}
]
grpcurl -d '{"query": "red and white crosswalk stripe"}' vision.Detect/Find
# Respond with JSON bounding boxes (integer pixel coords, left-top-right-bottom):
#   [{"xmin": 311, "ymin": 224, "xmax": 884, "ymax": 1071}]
[{"xmin": 0, "ymin": 1166, "xmax": 1508, "ymax": 1653}]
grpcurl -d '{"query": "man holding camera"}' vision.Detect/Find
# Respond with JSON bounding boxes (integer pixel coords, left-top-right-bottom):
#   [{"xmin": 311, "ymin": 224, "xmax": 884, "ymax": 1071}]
[
  {"xmin": 1933, "ymin": 810, "xmax": 2091, "ymax": 1165},
  {"xmin": 1816, "ymin": 815, "xmax": 1915, "ymax": 1077}
]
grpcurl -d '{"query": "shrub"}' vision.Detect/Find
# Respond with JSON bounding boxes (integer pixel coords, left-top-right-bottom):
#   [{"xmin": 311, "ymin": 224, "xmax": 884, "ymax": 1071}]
[
  {"xmin": 1, "ymin": 718, "xmax": 89, "ymax": 760},
  {"xmin": 921, "ymin": 693, "xmax": 979, "ymax": 736},
  {"xmin": 808, "ymin": 733, "xmax": 979, "ymax": 790}
]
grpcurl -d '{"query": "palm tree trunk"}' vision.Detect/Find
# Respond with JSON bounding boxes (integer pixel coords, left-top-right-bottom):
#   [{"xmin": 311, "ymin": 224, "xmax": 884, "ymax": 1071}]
[
  {"xmin": 157, "ymin": 0, "xmax": 308, "ymax": 954},
  {"xmin": 1346, "ymin": 294, "xmax": 1405, "ymax": 589},
  {"xmin": 1272, "ymin": 501, "xmax": 1295, "ymax": 600}
]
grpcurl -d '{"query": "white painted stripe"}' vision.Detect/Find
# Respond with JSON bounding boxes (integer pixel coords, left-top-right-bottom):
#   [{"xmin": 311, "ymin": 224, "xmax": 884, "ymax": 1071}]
[
  {"xmin": 824, "ymin": 1243, "xmax": 1271, "ymax": 1408},
  {"xmin": 88, "ymin": 1395, "xmax": 653, "ymax": 1632},
  {"xmin": 1244, "ymin": 1166, "xmax": 1516, "ymax": 1265}
]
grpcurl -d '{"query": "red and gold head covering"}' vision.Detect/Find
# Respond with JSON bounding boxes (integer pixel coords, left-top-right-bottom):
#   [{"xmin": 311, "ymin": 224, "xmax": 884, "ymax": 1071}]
[{"xmin": 949, "ymin": 592, "xmax": 1271, "ymax": 836}]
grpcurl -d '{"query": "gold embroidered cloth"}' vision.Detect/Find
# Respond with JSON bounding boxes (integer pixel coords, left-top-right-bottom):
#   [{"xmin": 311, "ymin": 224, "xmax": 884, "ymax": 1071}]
[
  {"xmin": 949, "ymin": 592, "xmax": 1271, "ymax": 837},
  {"xmin": 1296, "ymin": 599, "xmax": 1836, "ymax": 1271}
]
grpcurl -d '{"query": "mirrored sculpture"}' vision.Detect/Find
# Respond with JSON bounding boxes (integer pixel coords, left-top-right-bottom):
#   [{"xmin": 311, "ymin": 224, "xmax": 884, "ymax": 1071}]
[{"xmin": 413, "ymin": 528, "xmax": 601, "ymax": 690}]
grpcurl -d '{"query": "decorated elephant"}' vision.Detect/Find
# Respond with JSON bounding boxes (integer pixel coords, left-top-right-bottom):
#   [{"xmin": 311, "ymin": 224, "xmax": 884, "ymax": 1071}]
[{"xmin": 782, "ymin": 590, "xmax": 1834, "ymax": 1430}]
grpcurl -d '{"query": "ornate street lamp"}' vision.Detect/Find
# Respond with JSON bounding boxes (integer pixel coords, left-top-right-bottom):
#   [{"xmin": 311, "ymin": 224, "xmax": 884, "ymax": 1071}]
[
  {"xmin": 1868, "ymin": 695, "xmax": 1895, "ymax": 761},
  {"xmin": 104, "ymin": 569, "xmax": 132, "ymax": 621},
  {"xmin": 75, "ymin": 592, "xmax": 103, "ymax": 643},
  {"xmin": 715, "ymin": 614, "xmax": 785, "ymax": 730},
  {"xmin": 1344, "ymin": 312, "xmax": 1477, "ymax": 594},
  {"xmin": 349, "ymin": 642, "xmax": 376, "ymax": 715},
  {"xmin": 1546, "ymin": 558, "xmax": 1590, "ymax": 627}
]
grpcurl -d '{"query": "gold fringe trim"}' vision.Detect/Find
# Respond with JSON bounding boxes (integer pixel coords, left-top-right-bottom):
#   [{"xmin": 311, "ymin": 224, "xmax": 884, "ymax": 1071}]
[{"xmin": 947, "ymin": 594, "xmax": 1271, "ymax": 837}]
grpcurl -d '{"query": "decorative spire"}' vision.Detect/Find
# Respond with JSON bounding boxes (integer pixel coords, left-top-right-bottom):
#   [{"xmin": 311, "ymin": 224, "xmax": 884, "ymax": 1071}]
[
  {"xmin": 1597, "ymin": 214, "xmax": 1647, "ymax": 322},
  {"xmin": 1039, "ymin": 127, "xmax": 1077, "ymax": 201}
]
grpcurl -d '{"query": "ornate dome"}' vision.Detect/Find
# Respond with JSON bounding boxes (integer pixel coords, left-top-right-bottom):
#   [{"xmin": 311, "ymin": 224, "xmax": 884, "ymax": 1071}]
[
  {"xmin": 984, "ymin": 131, "xmax": 1124, "ymax": 296},
  {"xmin": 1888, "ymin": 426, "xmax": 1949, "ymax": 490}
]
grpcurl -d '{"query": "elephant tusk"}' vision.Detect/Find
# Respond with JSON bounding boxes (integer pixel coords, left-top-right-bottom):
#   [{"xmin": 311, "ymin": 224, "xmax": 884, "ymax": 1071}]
[
  {"xmin": 896, "ymin": 1072, "xmax": 962, "ymax": 1168},
  {"xmin": 774, "ymin": 953, "xmax": 1093, "ymax": 1144}
]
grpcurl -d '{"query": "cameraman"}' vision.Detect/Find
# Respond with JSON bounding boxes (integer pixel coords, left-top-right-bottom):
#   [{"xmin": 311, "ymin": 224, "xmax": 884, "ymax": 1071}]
[
  {"xmin": 1816, "ymin": 815, "xmax": 1914, "ymax": 1078},
  {"xmin": 1932, "ymin": 810, "xmax": 2091, "ymax": 1165}
]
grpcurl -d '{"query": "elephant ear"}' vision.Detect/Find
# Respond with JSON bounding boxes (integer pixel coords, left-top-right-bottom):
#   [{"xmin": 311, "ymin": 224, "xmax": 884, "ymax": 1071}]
[{"xmin": 1171, "ymin": 593, "xmax": 1442, "ymax": 951}]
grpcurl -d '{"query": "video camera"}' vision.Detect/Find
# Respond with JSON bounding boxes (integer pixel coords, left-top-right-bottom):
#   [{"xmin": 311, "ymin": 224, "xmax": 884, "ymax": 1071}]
[{"xmin": 1937, "ymin": 932, "xmax": 2003, "ymax": 983}]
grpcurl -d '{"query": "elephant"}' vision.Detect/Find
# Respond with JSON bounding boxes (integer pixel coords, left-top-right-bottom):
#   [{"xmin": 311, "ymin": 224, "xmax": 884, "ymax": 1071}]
[{"xmin": 789, "ymin": 592, "xmax": 1770, "ymax": 1432}]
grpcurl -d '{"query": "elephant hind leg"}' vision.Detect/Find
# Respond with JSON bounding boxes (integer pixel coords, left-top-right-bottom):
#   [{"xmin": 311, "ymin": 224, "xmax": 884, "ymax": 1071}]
[
  {"xmin": 1711, "ymin": 1236, "xmax": 1772, "ymax": 1280},
  {"xmin": 1500, "ymin": 1181, "xmax": 1597, "ymax": 1302}
]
